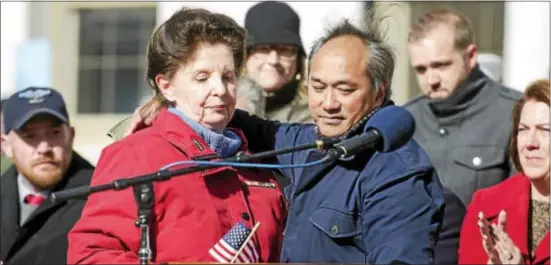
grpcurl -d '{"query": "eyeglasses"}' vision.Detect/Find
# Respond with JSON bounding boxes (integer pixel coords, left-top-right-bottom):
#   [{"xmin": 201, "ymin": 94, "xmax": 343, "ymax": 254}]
[{"xmin": 249, "ymin": 45, "xmax": 298, "ymax": 59}]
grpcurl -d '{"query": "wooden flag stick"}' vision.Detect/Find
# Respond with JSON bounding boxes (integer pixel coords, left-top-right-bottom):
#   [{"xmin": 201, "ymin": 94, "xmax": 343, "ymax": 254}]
[{"xmin": 230, "ymin": 222, "xmax": 261, "ymax": 264}]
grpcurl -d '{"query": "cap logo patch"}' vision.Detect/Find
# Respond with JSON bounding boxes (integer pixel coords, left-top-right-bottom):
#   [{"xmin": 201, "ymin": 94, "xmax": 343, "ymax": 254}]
[{"xmin": 18, "ymin": 89, "xmax": 52, "ymax": 104}]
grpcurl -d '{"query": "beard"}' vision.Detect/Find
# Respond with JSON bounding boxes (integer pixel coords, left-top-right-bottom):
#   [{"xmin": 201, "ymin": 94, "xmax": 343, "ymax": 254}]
[{"xmin": 14, "ymin": 155, "xmax": 71, "ymax": 191}]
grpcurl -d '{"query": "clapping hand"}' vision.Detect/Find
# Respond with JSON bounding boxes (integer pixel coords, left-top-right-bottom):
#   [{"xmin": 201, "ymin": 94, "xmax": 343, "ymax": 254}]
[{"xmin": 478, "ymin": 210, "xmax": 524, "ymax": 264}]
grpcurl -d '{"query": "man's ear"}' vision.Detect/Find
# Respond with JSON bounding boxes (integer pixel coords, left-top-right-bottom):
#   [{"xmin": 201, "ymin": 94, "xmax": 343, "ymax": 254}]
[
  {"xmin": 466, "ymin": 44, "xmax": 478, "ymax": 69},
  {"xmin": 155, "ymin": 74, "xmax": 176, "ymax": 102},
  {"xmin": 68, "ymin": 126, "xmax": 76, "ymax": 144},
  {"xmin": 374, "ymin": 84, "xmax": 387, "ymax": 106},
  {"xmin": 1, "ymin": 133, "xmax": 13, "ymax": 158}
]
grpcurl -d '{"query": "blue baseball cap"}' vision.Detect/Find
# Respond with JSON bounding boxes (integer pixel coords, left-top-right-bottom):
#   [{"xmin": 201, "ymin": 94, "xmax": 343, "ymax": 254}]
[{"xmin": 3, "ymin": 87, "xmax": 70, "ymax": 133}]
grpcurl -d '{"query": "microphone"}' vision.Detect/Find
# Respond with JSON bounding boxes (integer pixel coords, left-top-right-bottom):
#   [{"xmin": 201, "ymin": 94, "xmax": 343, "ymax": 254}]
[{"xmin": 329, "ymin": 105, "xmax": 416, "ymax": 158}]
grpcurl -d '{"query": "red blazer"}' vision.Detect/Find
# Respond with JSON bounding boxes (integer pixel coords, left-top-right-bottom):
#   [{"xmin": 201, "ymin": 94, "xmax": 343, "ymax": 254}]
[
  {"xmin": 459, "ymin": 174, "xmax": 550, "ymax": 264},
  {"xmin": 67, "ymin": 108, "xmax": 286, "ymax": 264}
]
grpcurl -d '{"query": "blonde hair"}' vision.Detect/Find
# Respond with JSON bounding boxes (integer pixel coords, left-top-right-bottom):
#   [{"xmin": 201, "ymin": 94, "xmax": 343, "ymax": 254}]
[{"xmin": 408, "ymin": 8, "xmax": 475, "ymax": 50}]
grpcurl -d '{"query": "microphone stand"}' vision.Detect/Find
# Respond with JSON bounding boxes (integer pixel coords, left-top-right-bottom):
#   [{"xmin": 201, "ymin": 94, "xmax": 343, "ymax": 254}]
[
  {"xmin": 51, "ymin": 138, "xmax": 338, "ymax": 265},
  {"xmin": 134, "ymin": 183, "xmax": 154, "ymax": 265}
]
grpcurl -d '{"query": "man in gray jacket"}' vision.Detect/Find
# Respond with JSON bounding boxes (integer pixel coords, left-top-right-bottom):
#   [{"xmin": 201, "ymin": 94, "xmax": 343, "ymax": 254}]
[{"xmin": 405, "ymin": 9, "xmax": 521, "ymax": 206}]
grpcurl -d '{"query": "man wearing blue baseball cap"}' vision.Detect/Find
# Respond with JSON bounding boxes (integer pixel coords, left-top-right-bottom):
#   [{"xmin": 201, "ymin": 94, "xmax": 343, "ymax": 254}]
[{"xmin": 0, "ymin": 87, "xmax": 94, "ymax": 265}]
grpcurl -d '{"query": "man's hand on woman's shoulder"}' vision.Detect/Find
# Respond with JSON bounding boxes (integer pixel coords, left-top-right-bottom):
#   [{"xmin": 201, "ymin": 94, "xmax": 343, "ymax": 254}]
[{"xmin": 107, "ymin": 100, "xmax": 162, "ymax": 140}]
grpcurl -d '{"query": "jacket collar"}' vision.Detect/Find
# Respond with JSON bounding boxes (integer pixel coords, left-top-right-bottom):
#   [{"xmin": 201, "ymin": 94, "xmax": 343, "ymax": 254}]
[
  {"xmin": 152, "ymin": 108, "xmax": 250, "ymax": 174},
  {"xmin": 504, "ymin": 175, "xmax": 531, "ymax": 258},
  {"xmin": 426, "ymin": 65, "xmax": 497, "ymax": 126},
  {"xmin": 1, "ymin": 166, "xmax": 20, "ymax": 233},
  {"xmin": 294, "ymin": 100, "xmax": 391, "ymax": 193},
  {"xmin": 17, "ymin": 173, "xmax": 50, "ymax": 205},
  {"xmin": 315, "ymin": 100, "xmax": 394, "ymax": 142}
]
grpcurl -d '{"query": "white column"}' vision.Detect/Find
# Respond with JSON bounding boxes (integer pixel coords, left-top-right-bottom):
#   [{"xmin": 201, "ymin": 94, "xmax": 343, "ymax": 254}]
[
  {"xmin": 156, "ymin": 1, "xmax": 364, "ymax": 55},
  {"xmin": 1, "ymin": 1, "xmax": 30, "ymax": 99},
  {"xmin": 502, "ymin": 2, "xmax": 550, "ymax": 92}
]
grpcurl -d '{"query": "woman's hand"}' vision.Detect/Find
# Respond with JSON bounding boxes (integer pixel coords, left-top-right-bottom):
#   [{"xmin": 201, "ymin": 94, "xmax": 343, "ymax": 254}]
[
  {"xmin": 479, "ymin": 211, "xmax": 524, "ymax": 265},
  {"xmin": 492, "ymin": 211, "xmax": 524, "ymax": 264},
  {"xmin": 479, "ymin": 211, "xmax": 501, "ymax": 264}
]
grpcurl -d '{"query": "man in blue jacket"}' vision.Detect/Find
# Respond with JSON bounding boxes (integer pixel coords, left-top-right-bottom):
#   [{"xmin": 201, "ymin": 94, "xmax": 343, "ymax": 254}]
[
  {"xmin": 227, "ymin": 18, "xmax": 445, "ymax": 264},
  {"xmin": 116, "ymin": 15, "xmax": 445, "ymax": 265}
]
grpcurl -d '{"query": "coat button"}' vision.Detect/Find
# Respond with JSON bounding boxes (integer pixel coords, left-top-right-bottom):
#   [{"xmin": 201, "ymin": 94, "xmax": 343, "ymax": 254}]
[
  {"xmin": 330, "ymin": 225, "xmax": 339, "ymax": 235},
  {"xmin": 472, "ymin": 157, "xmax": 482, "ymax": 167},
  {"xmin": 241, "ymin": 212, "xmax": 250, "ymax": 221}
]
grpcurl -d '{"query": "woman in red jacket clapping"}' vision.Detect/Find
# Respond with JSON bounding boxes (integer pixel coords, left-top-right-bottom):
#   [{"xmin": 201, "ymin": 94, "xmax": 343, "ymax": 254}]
[{"xmin": 459, "ymin": 79, "xmax": 550, "ymax": 265}]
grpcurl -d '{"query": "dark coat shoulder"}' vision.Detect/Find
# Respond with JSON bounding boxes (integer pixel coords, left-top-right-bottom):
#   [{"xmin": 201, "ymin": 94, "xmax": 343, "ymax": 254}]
[
  {"xmin": 0, "ymin": 152, "xmax": 93, "ymax": 265},
  {"xmin": 435, "ymin": 187, "xmax": 466, "ymax": 265}
]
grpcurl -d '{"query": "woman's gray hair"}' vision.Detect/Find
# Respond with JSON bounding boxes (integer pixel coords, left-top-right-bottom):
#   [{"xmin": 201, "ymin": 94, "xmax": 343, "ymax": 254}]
[{"xmin": 307, "ymin": 10, "xmax": 395, "ymax": 102}]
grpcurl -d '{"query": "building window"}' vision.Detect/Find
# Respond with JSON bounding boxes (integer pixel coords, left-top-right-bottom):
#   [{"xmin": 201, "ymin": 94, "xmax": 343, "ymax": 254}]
[{"xmin": 77, "ymin": 8, "xmax": 156, "ymax": 114}]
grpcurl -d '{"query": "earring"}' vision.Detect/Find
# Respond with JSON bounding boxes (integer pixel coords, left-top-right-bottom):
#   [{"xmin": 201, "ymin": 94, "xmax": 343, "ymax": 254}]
[{"xmin": 295, "ymin": 73, "xmax": 301, "ymax": 80}]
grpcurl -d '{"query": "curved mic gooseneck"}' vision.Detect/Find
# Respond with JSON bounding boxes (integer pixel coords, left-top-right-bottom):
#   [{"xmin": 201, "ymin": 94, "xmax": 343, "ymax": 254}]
[{"xmin": 51, "ymin": 138, "xmax": 339, "ymax": 203}]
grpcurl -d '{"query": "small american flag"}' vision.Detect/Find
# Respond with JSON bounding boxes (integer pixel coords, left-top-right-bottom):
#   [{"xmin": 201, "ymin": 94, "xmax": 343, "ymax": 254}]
[{"xmin": 208, "ymin": 222, "xmax": 260, "ymax": 263}]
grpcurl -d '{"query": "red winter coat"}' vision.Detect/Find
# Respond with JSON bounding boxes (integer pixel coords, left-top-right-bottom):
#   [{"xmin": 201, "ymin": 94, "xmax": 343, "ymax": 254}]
[
  {"xmin": 67, "ymin": 108, "xmax": 286, "ymax": 264},
  {"xmin": 459, "ymin": 174, "xmax": 550, "ymax": 265}
]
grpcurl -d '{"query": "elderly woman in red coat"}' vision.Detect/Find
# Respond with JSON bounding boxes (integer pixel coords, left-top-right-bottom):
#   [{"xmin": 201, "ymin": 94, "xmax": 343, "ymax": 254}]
[
  {"xmin": 459, "ymin": 79, "xmax": 550, "ymax": 265},
  {"xmin": 67, "ymin": 8, "xmax": 286, "ymax": 264}
]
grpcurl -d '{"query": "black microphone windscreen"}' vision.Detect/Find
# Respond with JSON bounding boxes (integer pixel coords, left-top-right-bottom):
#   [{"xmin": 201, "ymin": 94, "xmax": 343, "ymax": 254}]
[{"xmin": 364, "ymin": 106, "xmax": 416, "ymax": 152}]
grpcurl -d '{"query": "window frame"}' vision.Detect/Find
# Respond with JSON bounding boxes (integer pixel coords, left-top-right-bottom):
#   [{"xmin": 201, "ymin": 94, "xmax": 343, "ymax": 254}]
[{"xmin": 75, "ymin": 5, "xmax": 156, "ymax": 114}]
